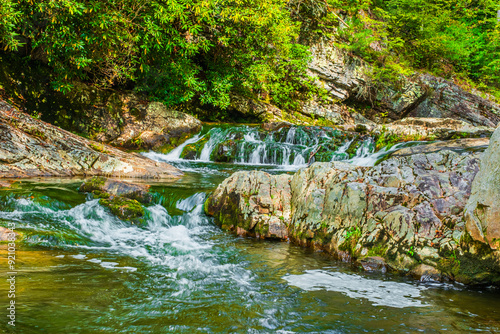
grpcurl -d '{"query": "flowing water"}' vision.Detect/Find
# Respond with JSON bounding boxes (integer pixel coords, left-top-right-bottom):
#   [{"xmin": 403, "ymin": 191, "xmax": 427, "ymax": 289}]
[{"xmin": 1, "ymin": 125, "xmax": 500, "ymax": 333}]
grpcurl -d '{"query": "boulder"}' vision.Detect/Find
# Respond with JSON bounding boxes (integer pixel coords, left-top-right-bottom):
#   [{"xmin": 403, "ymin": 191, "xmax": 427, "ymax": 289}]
[
  {"xmin": 104, "ymin": 101, "xmax": 202, "ymax": 151},
  {"xmin": 205, "ymin": 148, "xmax": 500, "ymax": 284},
  {"xmin": 356, "ymin": 256, "xmax": 388, "ymax": 273},
  {"xmin": 79, "ymin": 177, "xmax": 152, "ymax": 203},
  {"xmin": 409, "ymin": 264, "xmax": 442, "ymax": 282},
  {"xmin": 465, "ymin": 125, "xmax": 500, "ymax": 248},
  {"xmin": 205, "ymin": 171, "xmax": 292, "ymax": 240},
  {"xmin": 0, "ymin": 100, "xmax": 182, "ymax": 179}
]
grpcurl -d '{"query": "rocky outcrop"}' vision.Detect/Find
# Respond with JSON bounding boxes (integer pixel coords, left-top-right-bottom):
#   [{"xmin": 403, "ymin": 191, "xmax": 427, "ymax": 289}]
[
  {"xmin": 340, "ymin": 117, "xmax": 495, "ymax": 143},
  {"xmin": 58, "ymin": 83, "xmax": 202, "ymax": 151},
  {"xmin": 206, "ymin": 149, "xmax": 500, "ymax": 284},
  {"xmin": 465, "ymin": 125, "xmax": 500, "ymax": 248},
  {"xmin": 390, "ymin": 138, "xmax": 489, "ymax": 157},
  {"xmin": 0, "ymin": 100, "xmax": 182, "ymax": 178},
  {"xmin": 308, "ymin": 40, "xmax": 500, "ymax": 127},
  {"xmin": 0, "ymin": 58, "xmax": 202, "ymax": 151}
]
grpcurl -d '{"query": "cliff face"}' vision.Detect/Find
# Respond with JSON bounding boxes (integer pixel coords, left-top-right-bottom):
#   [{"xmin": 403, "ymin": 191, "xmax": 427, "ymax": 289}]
[
  {"xmin": 304, "ymin": 41, "xmax": 500, "ymax": 127},
  {"xmin": 205, "ymin": 126, "xmax": 500, "ymax": 284}
]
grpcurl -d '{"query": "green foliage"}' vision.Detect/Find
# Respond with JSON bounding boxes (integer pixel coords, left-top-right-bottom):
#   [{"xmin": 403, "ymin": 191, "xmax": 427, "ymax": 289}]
[
  {"xmin": 0, "ymin": 0, "xmax": 21, "ymax": 51},
  {"xmin": 1, "ymin": 0, "xmax": 498, "ymax": 116},
  {"xmin": 291, "ymin": 0, "xmax": 500, "ymax": 98},
  {"xmin": 1, "ymin": 0, "xmax": 313, "ymax": 111}
]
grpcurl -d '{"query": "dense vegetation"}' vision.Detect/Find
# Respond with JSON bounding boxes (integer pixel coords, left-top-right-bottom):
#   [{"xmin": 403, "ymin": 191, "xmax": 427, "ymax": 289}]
[{"xmin": 0, "ymin": 0, "xmax": 499, "ymax": 114}]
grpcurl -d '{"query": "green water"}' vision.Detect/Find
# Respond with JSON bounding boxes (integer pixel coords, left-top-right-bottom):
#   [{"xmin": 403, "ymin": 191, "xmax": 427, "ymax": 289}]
[{"xmin": 1, "ymin": 153, "xmax": 500, "ymax": 333}]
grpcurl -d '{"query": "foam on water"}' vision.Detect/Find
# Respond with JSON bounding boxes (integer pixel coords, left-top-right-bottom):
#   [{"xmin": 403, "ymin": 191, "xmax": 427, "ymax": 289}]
[
  {"xmin": 0, "ymin": 194, "xmax": 253, "ymax": 290},
  {"xmin": 283, "ymin": 269, "xmax": 428, "ymax": 308}
]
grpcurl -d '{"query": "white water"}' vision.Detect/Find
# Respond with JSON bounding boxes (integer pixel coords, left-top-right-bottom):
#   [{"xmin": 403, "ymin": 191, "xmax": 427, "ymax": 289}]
[
  {"xmin": 284, "ymin": 269, "xmax": 428, "ymax": 308},
  {"xmin": 143, "ymin": 134, "xmax": 201, "ymax": 161},
  {"xmin": 348, "ymin": 140, "xmax": 419, "ymax": 167},
  {"xmin": 0, "ymin": 195, "xmax": 251, "ymax": 282},
  {"xmin": 143, "ymin": 126, "xmax": 426, "ymax": 169}
]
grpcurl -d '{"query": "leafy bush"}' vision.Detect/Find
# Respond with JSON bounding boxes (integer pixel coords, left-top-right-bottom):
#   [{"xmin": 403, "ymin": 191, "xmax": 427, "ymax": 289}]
[{"xmin": 2, "ymin": 0, "xmax": 312, "ymax": 109}]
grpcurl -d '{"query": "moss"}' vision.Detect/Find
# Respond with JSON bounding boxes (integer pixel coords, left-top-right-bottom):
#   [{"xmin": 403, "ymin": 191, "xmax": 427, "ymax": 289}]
[
  {"xmin": 24, "ymin": 127, "xmax": 47, "ymax": 141},
  {"xmin": 89, "ymin": 143, "xmax": 110, "ymax": 154},
  {"xmin": 367, "ymin": 243, "xmax": 388, "ymax": 257},
  {"xmin": 339, "ymin": 226, "xmax": 362, "ymax": 254},
  {"xmin": 79, "ymin": 176, "xmax": 107, "ymax": 193},
  {"xmin": 99, "ymin": 197, "xmax": 145, "ymax": 221},
  {"xmin": 180, "ymin": 135, "xmax": 210, "ymax": 159},
  {"xmin": 345, "ymin": 136, "xmax": 362, "ymax": 158}
]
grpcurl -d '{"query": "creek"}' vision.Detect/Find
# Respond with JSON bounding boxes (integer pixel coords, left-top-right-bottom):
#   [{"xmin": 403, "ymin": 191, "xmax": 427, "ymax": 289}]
[{"xmin": 1, "ymin": 125, "xmax": 500, "ymax": 333}]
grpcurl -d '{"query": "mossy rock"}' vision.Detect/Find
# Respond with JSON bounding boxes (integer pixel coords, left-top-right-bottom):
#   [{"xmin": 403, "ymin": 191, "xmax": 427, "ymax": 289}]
[
  {"xmin": 99, "ymin": 197, "xmax": 145, "ymax": 222},
  {"xmin": 79, "ymin": 176, "xmax": 107, "ymax": 193},
  {"xmin": 79, "ymin": 177, "xmax": 151, "ymax": 203},
  {"xmin": 211, "ymin": 140, "xmax": 238, "ymax": 163}
]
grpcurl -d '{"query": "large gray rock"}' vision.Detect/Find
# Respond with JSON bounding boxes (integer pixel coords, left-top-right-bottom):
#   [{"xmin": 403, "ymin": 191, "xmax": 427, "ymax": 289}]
[
  {"xmin": 0, "ymin": 100, "xmax": 182, "ymax": 178},
  {"xmin": 205, "ymin": 171, "xmax": 292, "ymax": 240},
  {"xmin": 465, "ymin": 125, "xmax": 500, "ymax": 248},
  {"xmin": 205, "ymin": 148, "xmax": 500, "ymax": 284}
]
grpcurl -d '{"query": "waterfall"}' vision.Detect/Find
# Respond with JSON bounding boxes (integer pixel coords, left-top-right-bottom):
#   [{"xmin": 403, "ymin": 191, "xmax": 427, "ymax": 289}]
[{"xmin": 144, "ymin": 125, "xmax": 424, "ymax": 168}]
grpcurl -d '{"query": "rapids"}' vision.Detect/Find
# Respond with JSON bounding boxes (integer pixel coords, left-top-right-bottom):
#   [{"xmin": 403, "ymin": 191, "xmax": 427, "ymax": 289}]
[{"xmin": 1, "ymin": 125, "xmax": 500, "ymax": 333}]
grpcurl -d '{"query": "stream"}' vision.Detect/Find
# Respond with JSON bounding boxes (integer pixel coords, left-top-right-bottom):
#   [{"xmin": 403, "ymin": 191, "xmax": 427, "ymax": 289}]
[{"xmin": 1, "ymin": 125, "xmax": 500, "ymax": 333}]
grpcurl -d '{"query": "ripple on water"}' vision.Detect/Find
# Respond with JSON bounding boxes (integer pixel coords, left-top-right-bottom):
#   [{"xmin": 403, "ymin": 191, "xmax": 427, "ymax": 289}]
[{"xmin": 283, "ymin": 269, "xmax": 428, "ymax": 308}]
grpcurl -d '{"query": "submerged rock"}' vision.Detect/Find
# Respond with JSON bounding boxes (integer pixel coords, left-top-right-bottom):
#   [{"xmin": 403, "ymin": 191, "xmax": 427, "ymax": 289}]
[{"xmin": 0, "ymin": 100, "xmax": 182, "ymax": 179}]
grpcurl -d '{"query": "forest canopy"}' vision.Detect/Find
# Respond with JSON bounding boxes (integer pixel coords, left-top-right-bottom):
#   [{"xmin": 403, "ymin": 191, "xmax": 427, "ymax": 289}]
[{"xmin": 0, "ymin": 0, "xmax": 499, "ymax": 110}]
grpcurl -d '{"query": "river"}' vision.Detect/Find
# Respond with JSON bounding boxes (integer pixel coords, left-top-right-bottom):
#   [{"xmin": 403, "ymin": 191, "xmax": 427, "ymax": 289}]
[{"xmin": 1, "ymin": 125, "xmax": 500, "ymax": 333}]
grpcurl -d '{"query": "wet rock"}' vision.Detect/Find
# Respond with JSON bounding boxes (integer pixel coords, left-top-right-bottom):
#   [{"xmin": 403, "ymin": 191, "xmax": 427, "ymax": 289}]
[
  {"xmin": 261, "ymin": 122, "xmax": 293, "ymax": 132},
  {"xmin": 79, "ymin": 177, "xmax": 152, "ymax": 203},
  {"xmin": 99, "ymin": 196, "xmax": 145, "ymax": 222},
  {"xmin": 0, "ymin": 100, "xmax": 182, "ymax": 179},
  {"xmin": 465, "ymin": 125, "xmax": 500, "ymax": 248},
  {"xmin": 356, "ymin": 256, "xmax": 388, "ymax": 273},
  {"xmin": 410, "ymin": 264, "xmax": 442, "ymax": 282}
]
